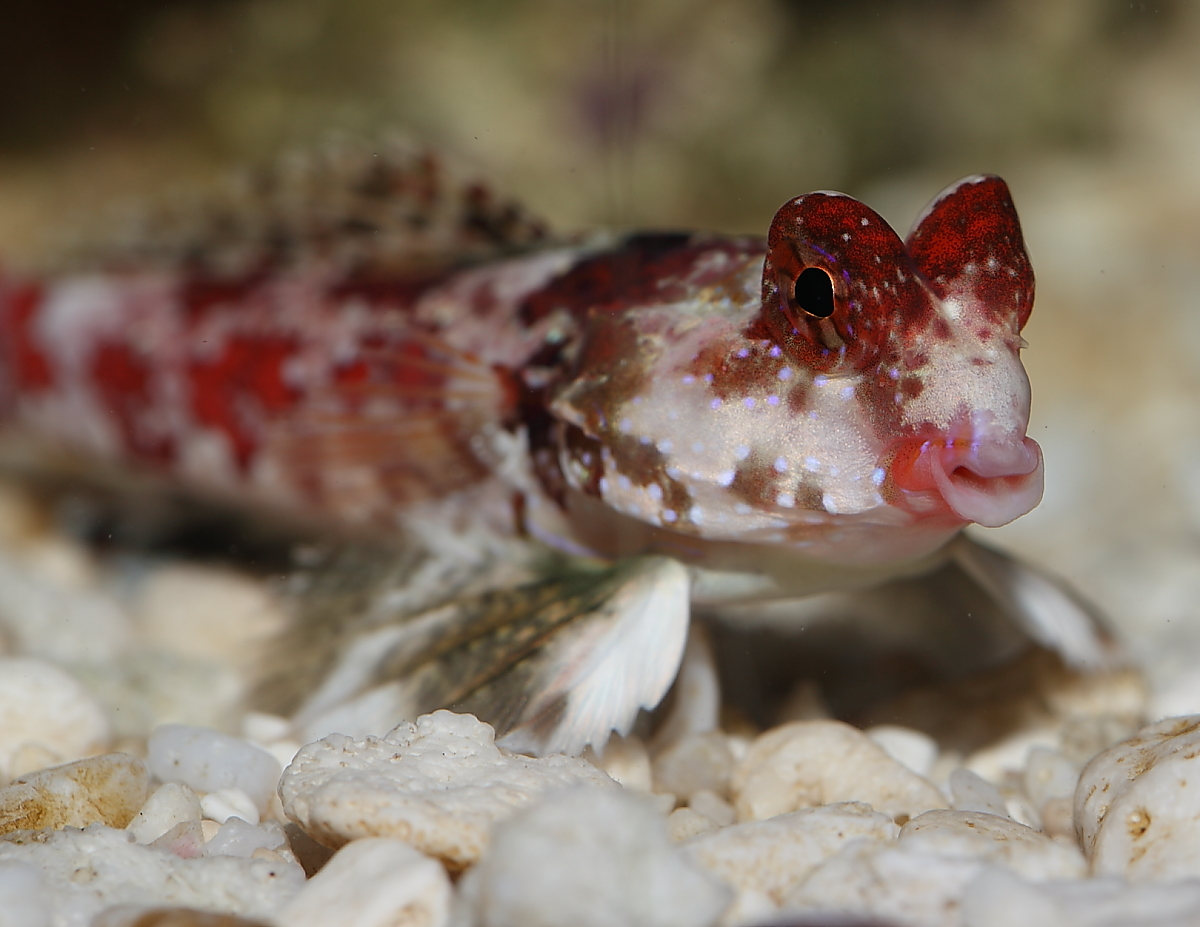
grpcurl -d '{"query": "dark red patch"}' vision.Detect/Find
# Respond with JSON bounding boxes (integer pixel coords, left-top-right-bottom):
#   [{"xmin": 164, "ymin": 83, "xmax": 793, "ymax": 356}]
[
  {"xmin": 0, "ymin": 282, "xmax": 55, "ymax": 393},
  {"xmin": 520, "ymin": 234, "xmax": 756, "ymax": 325},
  {"xmin": 905, "ymin": 175, "xmax": 1034, "ymax": 330},
  {"xmin": 189, "ymin": 335, "xmax": 301, "ymax": 470},
  {"xmin": 683, "ymin": 339, "xmax": 788, "ymax": 403},
  {"xmin": 89, "ymin": 342, "xmax": 173, "ymax": 463},
  {"xmin": 181, "ymin": 273, "xmax": 268, "ymax": 322}
]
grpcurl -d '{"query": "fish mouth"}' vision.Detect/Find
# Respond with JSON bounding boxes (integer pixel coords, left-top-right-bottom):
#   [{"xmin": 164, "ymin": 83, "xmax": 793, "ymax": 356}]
[{"xmin": 887, "ymin": 433, "xmax": 1044, "ymax": 528}]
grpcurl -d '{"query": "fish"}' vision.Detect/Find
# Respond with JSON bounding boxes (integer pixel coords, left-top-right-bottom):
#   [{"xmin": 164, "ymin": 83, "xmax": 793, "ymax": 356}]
[{"xmin": 0, "ymin": 143, "xmax": 1115, "ymax": 754}]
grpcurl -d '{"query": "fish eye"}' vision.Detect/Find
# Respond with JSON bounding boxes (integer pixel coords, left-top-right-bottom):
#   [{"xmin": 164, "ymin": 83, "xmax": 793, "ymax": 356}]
[{"xmin": 793, "ymin": 267, "xmax": 835, "ymax": 319}]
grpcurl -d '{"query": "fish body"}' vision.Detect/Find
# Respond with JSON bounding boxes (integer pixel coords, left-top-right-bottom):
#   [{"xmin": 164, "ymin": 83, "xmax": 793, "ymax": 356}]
[
  {"xmin": 0, "ymin": 150, "xmax": 1086, "ymax": 752},
  {"xmin": 0, "ymin": 162, "xmax": 1041, "ymax": 573}
]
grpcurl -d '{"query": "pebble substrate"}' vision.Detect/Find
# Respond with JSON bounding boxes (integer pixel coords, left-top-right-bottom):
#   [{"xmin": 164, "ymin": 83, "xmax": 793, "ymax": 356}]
[{"xmin": 0, "ymin": 482, "xmax": 1198, "ymax": 927}]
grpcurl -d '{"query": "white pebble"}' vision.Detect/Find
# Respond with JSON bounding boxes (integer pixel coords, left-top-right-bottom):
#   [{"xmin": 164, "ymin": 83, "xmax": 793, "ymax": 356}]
[
  {"xmin": 200, "ymin": 788, "xmax": 260, "ymax": 826},
  {"xmin": 133, "ymin": 564, "xmax": 287, "ymax": 663},
  {"xmin": 688, "ymin": 789, "xmax": 735, "ymax": 827},
  {"xmin": 899, "ymin": 810, "xmax": 1086, "ymax": 880},
  {"xmin": 732, "ymin": 720, "xmax": 947, "ymax": 824},
  {"xmin": 586, "ymin": 734, "xmax": 652, "ymax": 791},
  {"xmin": 204, "ymin": 817, "xmax": 287, "ymax": 859},
  {"xmin": 1023, "ymin": 747, "xmax": 1080, "ymax": 809},
  {"xmin": 147, "ymin": 724, "xmax": 282, "ymax": 814},
  {"xmin": 784, "ymin": 841, "xmax": 983, "ymax": 927},
  {"xmin": 653, "ymin": 732, "xmax": 735, "ymax": 800},
  {"xmin": 667, "ymin": 807, "xmax": 721, "ymax": 842},
  {"xmin": 0, "ymin": 824, "xmax": 303, "ymax": 925},
  {"xmin": 1076, "ymin": 714, "xmax": 1200, "ymax": 879},
  {"xmin": 0, "ymin": 861, "xmax": 50, "ymax": 927},
  {"xmin": 686, "ymin": 801, "xmax": 898, "ymax": 906},
  {"xmin": 867, "ymin": 725, "xmax": 939, "ymax": 778},
  {"xmin": 280, "ymin": 710, "xmax": 616, "ymax": 869},
  {"xmin": 459, "ymin": 787, "xmax": 731, "ymax": 927},
  {"xmin": 127, "ymin": 782, "xmax": 202, "ymax": 845},
  {"xmin": 962, "ymin": 865, "xmax": 1200, "ymax": 927},
  {"xmin": 0, "ymin": 657, "xmax": 111, "ymax": 779},
  {"xmin": 279, "ymin": 837, "xmax": 451, "ymax": 927},
  {"xmin": 949, "ymin": 768, "xmax": 1010, "ymax": 817}
]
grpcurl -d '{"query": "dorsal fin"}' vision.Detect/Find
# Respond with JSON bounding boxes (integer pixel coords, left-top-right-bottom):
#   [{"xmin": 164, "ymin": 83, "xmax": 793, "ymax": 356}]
[{"xmin": 74, "ymin": 137, "xmax": 551, "ymax": 279}]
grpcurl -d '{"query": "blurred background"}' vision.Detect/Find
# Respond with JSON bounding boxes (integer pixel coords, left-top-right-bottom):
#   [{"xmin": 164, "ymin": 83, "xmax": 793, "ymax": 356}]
[{"xmin": 1, "ymin": 0, "xmax": 1199, "ymax": 706}]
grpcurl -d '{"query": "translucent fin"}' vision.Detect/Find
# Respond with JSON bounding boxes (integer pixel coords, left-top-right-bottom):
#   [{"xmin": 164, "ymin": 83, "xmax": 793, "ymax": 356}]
[
  {"xmin": 946, "ymin": 533, "xmax": 1122, "ymax": 671},
  {"xmin": 69, "ymin": 137, "xmax": 549, "ymax": 278},
  {"xmin": 288, "ymin": 555, "xmax": 691, "ymax": 756}
]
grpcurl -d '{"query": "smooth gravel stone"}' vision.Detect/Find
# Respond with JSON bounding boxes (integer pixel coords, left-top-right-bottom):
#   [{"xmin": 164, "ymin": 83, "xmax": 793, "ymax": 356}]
[
  {"xmin": 948, "ymin": 769, "xmax": 1009, "ymax": 817},
  {"xmin": 1076, "ymin": 715, "xmax": 1200, "ymax": 879},
  {"xmin": 899, "ymin": 809, "xmax": 1086, "ymax": 880},
  {"xmin": 963, "ymin": 865, "xmax": 1200, "ymax": 927},
  {"xmin": 732, "ymin": 720, "xmax": 947, "ymax": 825},
  {"xmin": 147, "ymin": 726, "xmax": 281, "ymax": 815},
  {"xmin": 685, "ymin": 801, "xmax": 898, "ymax": 906},
  {"xmin": 0, "ymin": 753, "xmax": 150, "ymax": 835},
  {"xmin": 0, "ymin": 657, "xmax": 111, "ymax": 779},
  {"xmin": 277, "ymin": 837, "xmax": 451, "ymax": 927},
  {"xmin": 128, "ymin": 784, "xmax": 203, "ymax": 846},
  {"xmin": 459, "ymin": 787, "xmax": 730, "ymax": 927}
]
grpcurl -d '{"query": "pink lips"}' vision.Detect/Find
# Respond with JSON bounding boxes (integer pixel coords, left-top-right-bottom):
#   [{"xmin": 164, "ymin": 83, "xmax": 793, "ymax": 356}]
[{"xmin": 889, "ymin": 434, "xmax": 1044, "ymax": 528}]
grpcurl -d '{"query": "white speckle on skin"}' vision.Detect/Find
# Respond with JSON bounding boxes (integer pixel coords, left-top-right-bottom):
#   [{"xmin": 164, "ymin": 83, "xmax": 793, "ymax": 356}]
[
  {"xmin": 666, "ymin": 466, "xmax": 682, "ymax": 479},
  {"xmin": 703, "ymin": 374, "xmax": 714, "ymax": 384},
  {"xmin": 743, "ymin": 397, "xmax": 756, "ymax": 409},
  {"xmin": 598, "ymin": 477, "xmax": 610, "ymax": 493},
  {"xmin": 710, "ymin": 398, "xmax": 722, "ymax": 410},
  {"xmin": 618, "ymin": 474, "xmax": 632, "ymax": 491},
  {"xmin": 842, "ymin": 232, "xmax": 851, "ymax": 241},
  {"xmin": 767, "ymin": 395, "xmax": 780, "ymax": 406},
  {"xmin": 860, "ymin": 217, "xmax": 869, "ymax": 226},
  {"xmin": 773, "ymin": 456, "xmax": 788, "ymax": 473},
  {"xmin": 840, "ymin": 385, "xmax": 855, "ymax": 400},
  {"xmin": 813, "ymin": 374, "xmax": 828, "ymax": 387},
  {"xmin": 777, "ymin": 491, "xmax": 795, "ymax": 508},
  {"xmin": 735, "ymin": 347, "xmax": 750, "ymax": 359},
  {"xmin": 689, "ymin": 506, "xmax": 704, "ymax": 525},
  {"xmin": 619, "ymin": 418, "xmax": 633, "ymax": 434},
  {"xmin": 717, "ymin": 469, "xmax": 736, "ymax": 487},
  {"xmin": 681, "ymin": 374, "xmax": 695, "ymax": 385},
  {"xmin": 657, "ymin": 438, "xmax": 673, "ymax": 454},
  {"xmin": 647, "ymin": 483, "xmax": 663, "ymax": 501},
  {"xmin": 804, "ymin": 456, "xmax": 821, "ymax": 472},
  {"xmin": 822, "ymin": 492, "xmax": 840, "ymax": 514},
  {"xmin": 662, "ymin": 509, "xmax": 677, "ymax": 523},
  {"xmin": 778, "ymin": 366, "xmax": 793, "ymax": 381},
  {"xmin": 871, "ymin": 467, "xmax": 886, "ymax": 486},
  {"xmin": 691, "ymin": 441, "xmax": 705, "ymax": 453},
  {"xmin": 894, "ymin": 392, "xmax": 903, "ymax": 404},
  {"xmin": 734, "ymin": 503, "xmax": 752, "ymax": 515},
  {"xmin": 769, "ymin": 345, "xmax": 782, "ymax": 358},
  {"xmin": 807, "ymin": 410, "xmax": 820, "ymax": 420},
  {"xmin": 735, "ymin": 444, "xmax": 751, "ymax": 461}
]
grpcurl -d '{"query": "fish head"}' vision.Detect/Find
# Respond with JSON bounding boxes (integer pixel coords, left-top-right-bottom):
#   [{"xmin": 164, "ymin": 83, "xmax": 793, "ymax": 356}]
[{"xmin": 547, "ymin": 176, "xmax": 1041, "ymax": 567}]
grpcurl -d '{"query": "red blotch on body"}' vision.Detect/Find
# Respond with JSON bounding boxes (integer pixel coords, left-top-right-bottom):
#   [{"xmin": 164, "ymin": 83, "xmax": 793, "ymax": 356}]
[
  {"xmin": 1, "ymin": 283, "xmax": 55, "ymax": 392},
  {"xmin": 90, "ymin": 342, "xmax": 174, "ymax": 463},
  {"xmin": 189, "ymin": 335, "xmax": 301, "ymax": 470}
]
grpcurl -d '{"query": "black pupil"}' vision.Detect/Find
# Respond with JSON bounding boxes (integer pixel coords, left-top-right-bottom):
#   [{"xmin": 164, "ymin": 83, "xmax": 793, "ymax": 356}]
[{"xmin": 793, "ymin": 267, "xmax": 835, "ymax": 318}]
